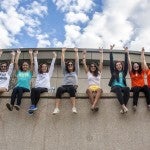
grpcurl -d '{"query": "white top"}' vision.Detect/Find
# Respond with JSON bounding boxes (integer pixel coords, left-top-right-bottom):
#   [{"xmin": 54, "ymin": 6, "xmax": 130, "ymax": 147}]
[
  {"xmin": 34, "ymin": 57, "xmax": 56, "ymax": 90},
  {"xmin": 0, "ymin": 63, "xmax": 14, "ymax": 90},
  {"xmin": 87, "ymin": 71, "xmax": 101, "ymax": 87}
]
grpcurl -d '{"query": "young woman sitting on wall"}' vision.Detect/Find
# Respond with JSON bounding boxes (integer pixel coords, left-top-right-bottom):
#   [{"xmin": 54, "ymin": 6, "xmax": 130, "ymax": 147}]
[
  {"xmin": 82, "ymin": 48, "xmax": 103, "ymax": 112},
  {"xmin": 108, "ymin": 45, "xmax": 130, "ymax": 114},
  {"xmin": 52, "ymin": 47, "xmax": 79, "ymax": 114}
]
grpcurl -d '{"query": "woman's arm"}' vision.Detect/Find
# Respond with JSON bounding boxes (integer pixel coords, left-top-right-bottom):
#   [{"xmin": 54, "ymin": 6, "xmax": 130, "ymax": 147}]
[
  {"xmin": 0, "ymin": 49, "xmax": 3, "ymax": 58},
  {"xmin": 82, "ymin": 50, "xmax": 88, "ymax": 73},
  {"xmin": 141, "ymin": 47, "xmax": 148, "ymax": 70},
  {"xmin": 7, "ymin": 51, "xmax": 15, "ymax": 75},
  {"xmin": 15, "ymin": 49, "xmax": 21, "ymax": 71},
  {"xmin": 125, "ymin": 47, "xmax": 132, "ymax": 73},
  {"xmin": 74, "ymin": 47, "xmax": 79, "ymax": 74},
  {"xmin": 29, "ymin": 49, "xmax": 34, "ymax": 72},
  {"xmin": 61, "ymin": 47, "xmax": 67, "ymax": 74},
  {"xmin": 33, "ymin": 50, "xmax": 38, "ymax": 75},
  {"xmin": 123, "ymin": 47, "xmax": 128, "ymax": 76},
  {"xmin": 49, "ymin": 52, "xmax": 57, "ymax": 78},
  {"xmin": 109, "ymin": 44, "xmax": 115, "ymax": 74},
  {"xmin": 98, "ymin": 47, "xmax": 103, "ymax": 73}
]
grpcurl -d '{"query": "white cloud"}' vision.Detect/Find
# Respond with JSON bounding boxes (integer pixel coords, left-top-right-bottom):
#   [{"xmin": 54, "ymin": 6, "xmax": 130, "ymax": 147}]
[
  {"xmin": 53, "ymin": 0, "xmax": 150, "ymax": 51},
  {"xmin": 0, "ymin": 0, "xmax": 48, "ymax": 48},
  {"xmin": 36, "ymin": 34, "xmax": 51, "ymax": 48},
  {"xmin": 65, "ymin": 12, "xmax": 89, "ymax": 24}
]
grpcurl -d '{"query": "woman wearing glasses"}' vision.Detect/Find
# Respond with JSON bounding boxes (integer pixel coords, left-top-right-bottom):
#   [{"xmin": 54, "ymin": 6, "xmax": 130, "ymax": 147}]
[
  {"xmin": 0, "ymin": 49, "xmax": 15, "ymax": 93},
  {"xmin": 128, "ymin": 47, "xmax": 150, "ymax": 111},
  {"xmin": 52, "ymin": 47, "xmax": 79, "ymax": 114},
  {"xmin": 109, "ymin": 45, "xmax": 130, "ymax": 114},
  {"xmin": 82, "ymin": 48, "xmax": 103, "ymax": 112}
]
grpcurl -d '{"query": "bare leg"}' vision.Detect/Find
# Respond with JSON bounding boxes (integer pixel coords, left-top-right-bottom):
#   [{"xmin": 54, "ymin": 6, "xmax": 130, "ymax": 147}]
[
  {"xmin": 55, "ymin": 99, "xmax": 61, "ymax": 108},
  {"xmin": 86, "ymin": 89, "xmax": 95, "ymax": 105},
  {"xmin": 92, "ymin": 89, "xmax": 102, "ymax": 109},
  {"xmin": 70, "ymin": 97, "xmax": 76, "ymax": 107},
  {"xmin": 0, "ymin": 88, "xmax": 7, "ymax": 93}
]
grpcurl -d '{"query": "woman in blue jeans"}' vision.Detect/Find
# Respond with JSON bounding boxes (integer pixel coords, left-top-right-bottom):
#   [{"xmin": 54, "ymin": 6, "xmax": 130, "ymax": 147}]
[
  {"xmin": 6, "ymin": 49, "xmax": 33, "ymax": 111},
  {"xmin": 108, "ymin": 45, "xmax": 130, "ymax": 114}
]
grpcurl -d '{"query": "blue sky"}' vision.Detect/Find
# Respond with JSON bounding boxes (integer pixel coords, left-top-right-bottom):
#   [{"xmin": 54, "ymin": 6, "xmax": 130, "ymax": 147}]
[{"xmin": 0, "ymin": 0, "xmax": 150, "ymax": 51}]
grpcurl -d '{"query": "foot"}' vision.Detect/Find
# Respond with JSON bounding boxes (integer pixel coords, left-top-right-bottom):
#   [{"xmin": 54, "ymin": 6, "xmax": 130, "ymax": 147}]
[
  {"xmin": 123, "ymin": 107, "xmax": 128, "ymax": 113},
  {"xmin": 14, "ymin": 105, "xmax": 20, "ymax": 111},
  {"xmin": 147, "ymin": 105, "xmax": 150, "ymax": 111},
  {"xmin": 94, "ymin": 106, "xmax": 99, "ymax": 112},
  {"xmin": 28, "ymin": 105, "xmax": 38, "ymax": 111},
  {"xmin": 6, "ymin": 103, "xmax": 13, "ymax": 111},
  {"xmin": 120, "ymin": 109, "xmax": 124, "ymax": 114},
  {"xmin": 72, "ymin": 107, "xmax": 77, "ymax": 114},
  {"xmin": 132, "ymin": 105, "xmax": 137, "ymax": 111},
  {"xmin": 52, "ymin": 108, "xmax": 60, "ymax": 115}
]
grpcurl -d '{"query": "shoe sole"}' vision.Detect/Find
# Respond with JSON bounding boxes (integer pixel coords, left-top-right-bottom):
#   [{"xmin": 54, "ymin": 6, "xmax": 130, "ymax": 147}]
[
  {"xmin": 14, "ymin": 105, "xmax": 20, "ymax": 111},
  {"xmin": 6, "ymin": 103, "xmax": 13, "ymax": 111}
]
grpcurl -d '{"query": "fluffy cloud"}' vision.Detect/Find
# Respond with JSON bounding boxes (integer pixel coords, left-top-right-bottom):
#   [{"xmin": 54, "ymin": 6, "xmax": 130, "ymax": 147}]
[
  {"xmin": 53, "ymin": 0, "xmax": 150, "ymax": 51},
  {"xmin": 0, "ymin": 0, "xmax": 48, "ymax": 48},
  {"xmin": 65, "ymin": 12, "xmax": 89, "ymax": 24},
  {"xmin": 36, "ymin": 34, "xmax": 51, "ymax": 48}
]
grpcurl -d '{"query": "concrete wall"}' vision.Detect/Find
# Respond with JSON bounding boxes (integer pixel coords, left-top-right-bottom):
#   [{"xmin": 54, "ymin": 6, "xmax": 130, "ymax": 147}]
[
  {"xmin": 0, "ymin": 96, "xmax": 150, "ymax": 150},
  {"xmin": 0, "ymin": 49, "xmax": 150, "ymax": 150}
]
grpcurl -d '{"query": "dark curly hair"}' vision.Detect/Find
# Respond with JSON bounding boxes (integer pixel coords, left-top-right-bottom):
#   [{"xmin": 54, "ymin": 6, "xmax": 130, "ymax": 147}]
[
  {"xmin": 19, "ymin": 61, "xmax": 29, "ymax": 71},
  {"xmin": 89, "ymin": 62, "xmax": 99, "ymax": 77},
  {"xmin": 38, "ymin": 63, "xmax": 48, "ymax": 74},
  {"xmin": 131, "ymin": 62, "xmax": 142, "ymax": 74}
]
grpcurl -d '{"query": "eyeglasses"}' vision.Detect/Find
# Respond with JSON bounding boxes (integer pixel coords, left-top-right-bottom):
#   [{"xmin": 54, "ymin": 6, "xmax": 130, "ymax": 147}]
[{"xmin": 67, "ymin": 63, "xmax": 73, "ymax": 66}]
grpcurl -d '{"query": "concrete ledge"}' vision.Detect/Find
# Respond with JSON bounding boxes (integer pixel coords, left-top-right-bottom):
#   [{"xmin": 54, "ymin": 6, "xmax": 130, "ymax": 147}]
[{"xmin": 0, "ymin": 91, "xmax": 146, "ymax": 98}]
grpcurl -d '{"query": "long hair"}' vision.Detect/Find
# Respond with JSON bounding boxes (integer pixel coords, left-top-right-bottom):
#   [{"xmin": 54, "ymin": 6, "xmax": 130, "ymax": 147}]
[
  {"xmin": 65, "ymin": 60, "xmax": 75, "ymax": 73},
  {"xmin": 38, "ymin": 63, "xmax": 49, "ymax": 74},
  {"xmin": 113, "ymin": 61, "xmax": 124, "ymax": 81},
  {"xmin": 89, "ymin": 62, "xmax": 99, "ymax": 77},
  {"xmin": 131, "ymin": 62, "xmax": 142, "ymax": 74}
]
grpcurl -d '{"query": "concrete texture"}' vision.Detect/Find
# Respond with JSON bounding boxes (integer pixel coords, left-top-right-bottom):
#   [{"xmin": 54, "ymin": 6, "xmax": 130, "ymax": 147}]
[{"xmin": 0, "ymin": 96, "xmax": 150, "ymax": 150}]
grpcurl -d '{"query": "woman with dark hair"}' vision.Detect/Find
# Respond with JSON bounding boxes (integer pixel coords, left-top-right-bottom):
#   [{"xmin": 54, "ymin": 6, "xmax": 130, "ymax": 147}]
[
  {"xmin": 52, "ymin": 47, "xmax": 79, "ymax": 114},
  {"xmin": 82, "ymin": 48, "xmax": 103, "ymax": 112},
  {"xmin": 28, "ymin": 50, "xmax": 57, "ymax": 114},
  {"xmin": 6, "ymin": 49, "xmax": 33, "ymax": 111},
  {"xmin": 0, "ymin": 49, "xmax": 15, "ymax": 92},
  {"xmin": 128, "ymin": 47, "xmax": 150, "ymax": 111},
  {"xmin": 109, "ymin": 45, "xmax": 130, "ymax": 114}
]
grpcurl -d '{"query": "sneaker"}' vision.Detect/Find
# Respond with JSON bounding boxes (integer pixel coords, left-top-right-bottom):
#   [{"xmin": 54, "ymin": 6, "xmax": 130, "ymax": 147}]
[
  {"xmin": 72, "ymin": 107, "xmax": 77, "ymax": 114},
  {"xmin": 14, "ymin": 105, "xmax": 20, "ymax": 111},
  {"xmin": 120, "ymin": 109, "xmax": 124, "ymax": 114},
  {"xmin": 6, "ymin": 103, "xmax": 13, "ymax": 111},
  {"xmin": 147, "ymin": 105, "xmax": 150, "ymax": 111},
  {"xmin": 132, "ymin": 105, "xmax": 137, "ymax": 111},
  {"xmin": 29, "ymin": 105, "xmax": 38, "ymax": 111},
  {"xmin": 52, "ymin": 108, "xmax": 60, "ymax": 115}
]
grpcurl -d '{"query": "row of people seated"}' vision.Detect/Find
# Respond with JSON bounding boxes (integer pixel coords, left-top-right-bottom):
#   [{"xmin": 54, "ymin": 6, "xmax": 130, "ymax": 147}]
[{"xmin": 0, "ymin": 45, "xmax": 150, "ymax": 115}]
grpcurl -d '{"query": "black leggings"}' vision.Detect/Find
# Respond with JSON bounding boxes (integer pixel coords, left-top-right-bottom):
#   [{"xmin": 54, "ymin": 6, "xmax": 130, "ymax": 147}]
[
  {"xmin": 56, "ymin": 85, "xmax": 77, "ymax": 99},
  {"xmin": 10, "ymin": 87, "xmax": 30, "ymax": 106},
  {"xmin": 111, "ymin": 86, "xmax": 130, "ymax": 105},
  {"xmin": 31, "ymin": 87, "xmax": 48, "ymax": 106},
  {"xmin": 131, "ymin": 85, "xmax": 150, "ymax": 106}
]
